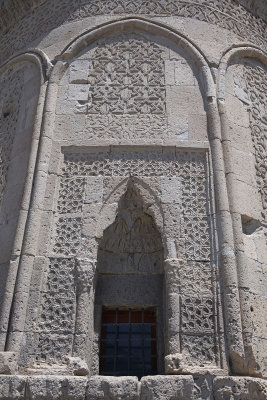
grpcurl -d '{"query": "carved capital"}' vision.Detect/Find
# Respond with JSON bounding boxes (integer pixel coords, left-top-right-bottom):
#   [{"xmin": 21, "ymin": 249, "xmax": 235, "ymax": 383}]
[
  {"xmin": 164, "ymin": 258, "xmax": 180, "ymax": 287},
  {"xmin": 164, "ymin": 258, "xmax": 180, "ymax": 270},
  {"xmin": 75, "ymin": 258, "xmax": 95, "ymax": 293}
]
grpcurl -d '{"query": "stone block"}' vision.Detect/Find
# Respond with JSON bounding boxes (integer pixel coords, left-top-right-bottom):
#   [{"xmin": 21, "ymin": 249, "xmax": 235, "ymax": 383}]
[
  {"xmin": 54, "ymin": 114, "xmax": 86, "ymax": 141},
  {"xmin": 0, "ymin": 375, "xmax": 26, "ymax": 399},
  {"xmin": 231, "ymin": 179, "xmax": 262, "ymax": 220},
  {"xmin": 253, "ymin": 229, "xmax": 267, "ymax": 265},
  {"xmin": 0, "ymin": 262, "xmax": 9, "ymax": 299},
  {"xmin": 161, "ymin": 176, "xmax": 181, "ymax": 204},
  {"xmin": 0, "ymin": 352, "xmax": 17, "ymax": 374},
  {"xmin": 225, "ymin": 93, "xmax": 250, "ymax": 127},
  {"xmin": 249, "ymin": 293, "xmax": 267, "ymax": 338},
  {"xmin": 228, "ymin": 121, "xmax": 254, "ymax": 154},
  {"xmin": 26, "ymin": 376, "xmax": 87, "ymax": 400},
  {"xmin": 167, "ymin": 114, "xmax": 188, "ymax": 140},
  {"xmin": 68, "ymin": 83, "xmax": 90, "ymax": 102},
  {"xmin": 174, "ymin": 60, "xmax": 195, "ymax": 86},
  {"xmin": 242, "ymin": 258, "xmax": 266, "ymax": 296},
  {"xmin": 86, "ymin": 376, "xmax": 139, "ymax": 400},
  {"xmin": 165, "ymin": 60, "xmax": 175, "ymax": 85},
  {"xmin": 103, "ymin": 176, "xmax": 128, "ymax": 204},
  {"xmin": 251, "ymin": 336, "xmax": 267, "ymax": 377},
  {"xmin": 70, "ymin": 60, "xmax": 90, "ymax": 83},
  {"xmin": 56, "ymin": 99, "xmax": 76, "ymax": 115},
  {"xmin": 82, "ymin": 204, "xmax": 101, "ymax": 238},
  {"xmin": 84, "ymin": 176, "xmax": 104, "ymax": 204},
  {"xmin": 188, "ymin": 114, "xmax": 208, "ymax": 141},
  {"xmin": 0, "ymin": 216, "xmax": 21, "ymax": 264},
  {"xmin": 140, "ymin": 375, "xmax": 194, "ymax": 400},
  {"xmin": 166, "ymin": 86, "xmax": 205, "ymax": 117},
  {"xmin": 213, "ymin": 376, "xmax": 267, "ymax": 400},
  {"xmin": 226, "ymin": 147, "xmax": 257, "ymax": 186}
]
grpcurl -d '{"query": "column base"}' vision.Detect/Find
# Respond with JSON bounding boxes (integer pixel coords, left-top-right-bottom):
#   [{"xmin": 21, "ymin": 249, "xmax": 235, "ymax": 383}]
[
  {"xmin": 165, "ymin": 353, "xmax": 226, "ymax": 375},
  {"xmin": 0, "ymin": 351, "xmax": 17, "ymax": 375}
]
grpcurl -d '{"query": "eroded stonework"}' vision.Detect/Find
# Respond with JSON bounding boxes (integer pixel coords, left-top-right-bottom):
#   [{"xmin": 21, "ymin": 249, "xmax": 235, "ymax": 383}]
[
  {"xmin": 0, "ymin": 1, "xmax": 266, "ymax": 399},
  {"xmin": 27, "ymin": 148, "xmax": 223, "ymax": 373},
  {"xmin": 0, "ymin": 0, "xmax": 266, "ymax": 64}
]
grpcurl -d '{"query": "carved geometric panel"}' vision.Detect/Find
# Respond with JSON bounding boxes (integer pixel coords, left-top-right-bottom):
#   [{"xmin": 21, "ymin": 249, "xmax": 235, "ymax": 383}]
[
  {"xmin": 48, "ymin": 148, "xmax": 219, "ymax": 367},
  {"xmin": 244, "ymin": 63, "xmax": 267, "ymax": 221},
  {"xmin": 53, "ymin": 217, "xmax": 82, "ymax": 256},
  {"xmin": 36, "ymin": 258, "xmax": 76, "ymax": 363},
  {"xmin": 180, "ymin": 296, "xmax": 215, "ymax": 333},
  {"xmin": 88, "ymin": 33, "xmax": 165, "ymax": 115},
  {"xmin": 181, "ymin": 334, "xmax": 218, "ymax": 366}
]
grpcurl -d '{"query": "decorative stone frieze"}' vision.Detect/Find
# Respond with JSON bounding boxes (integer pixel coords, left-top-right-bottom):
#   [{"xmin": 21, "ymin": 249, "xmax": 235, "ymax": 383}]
[{"xmin": 0, "ymin": 0, "xmax": 266, "ymax": 64}]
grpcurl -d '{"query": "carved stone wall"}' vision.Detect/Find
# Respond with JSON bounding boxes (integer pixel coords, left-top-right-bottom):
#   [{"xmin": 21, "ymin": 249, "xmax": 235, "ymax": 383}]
[
  {"xmin": 0, "ymin": 1, "xmax": 267, "ymax": 398},
  {"xmin": 244, "ymin": 63, "xmax": 267, "ymax": 222},
  {"xmin": 30, "ymin": 147, "xmax": 224, "ymax": 373},
  {"xmin": 225, "ymin": 59, "xmax": 267, "ymax": 376},
  {"xmin": 0, "ymin": 0, "xmax": 266, "ymax": 63},
  {"xmin": 0, "ymin": 62, "xmax": 41, "ymax": 314},
  {"xmin": 55, "ymin": 31, "xmax": 206, "ymax": 145},
  {"xmin": 98, "ymin": 185, "xmax": 164, "ymax": 275}
]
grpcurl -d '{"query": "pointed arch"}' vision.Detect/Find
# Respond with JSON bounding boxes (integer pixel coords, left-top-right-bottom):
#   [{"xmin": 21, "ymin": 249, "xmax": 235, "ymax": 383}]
[
  {"xmin": 57, "ymin": 17, "xmax": 215, "ymax": 100},
  {"xmin": 217, "ymin": 45, "xmax": 267, "ymax": 377},
  {"xmin": 0, "ymin": 50, "xmax": 51, "ymax": 351}
]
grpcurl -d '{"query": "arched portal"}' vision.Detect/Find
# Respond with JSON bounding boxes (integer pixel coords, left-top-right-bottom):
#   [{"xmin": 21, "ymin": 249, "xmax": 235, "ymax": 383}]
[
  {"xmin": 7, "ymin": 20, "xmax": 226, "ymax": 378},
  {"xmin": 95, "ymin": 182, "xmax": 165, "ymax": 377}
]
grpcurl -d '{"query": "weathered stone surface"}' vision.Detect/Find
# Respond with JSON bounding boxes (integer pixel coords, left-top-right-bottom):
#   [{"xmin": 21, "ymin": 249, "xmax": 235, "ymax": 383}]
[
  {"xmin": 26, "ymin": 376, "xmax": 87, "ymax": 400},
  {"xmin": 67, "ymin": 356, "xmax": 89, "ymax": 376},
  {"xmin": 140, "ymin": 375, "xmax": 194, "ymax": 400},
  {"xmin": 0, "ymin": 352, "xmax": 17, "ymax": 375},
  {"xmin": 86, "ymin": 376, "xmax": 139, "ymax": 400},
  {"xmin": 0, "ymin": 375, "xmax": 26, "ymax": 400},
  {"xmin": 0, "ymin": 1, "xmax": 266, "ymax": 397},
  {"xmin": 213, "ymin": 376, "xmax": 267, "ymax": 400}
]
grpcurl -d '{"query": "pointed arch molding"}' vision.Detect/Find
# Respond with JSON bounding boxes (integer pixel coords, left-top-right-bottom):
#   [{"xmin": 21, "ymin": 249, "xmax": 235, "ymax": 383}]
[
  {"xmin": 97, "ymin": 177, "xmax": 165, "ymax": 246},
  {"xmin": 58, "ymin": 17, "xmax": 215, "ymax": 99},
  {"xmin": 2, "ymin": 18, "xmax": 247, "ymax": 376},
  {"xmin": 0, "ymin": 49, "xmax": 52, "ymax": 81},
  {"xmin": 217, "ymin": 45, "xmax": 267, "ymax": 377},
  {"xmin": 217, "ymin": 45, "xmax": 267, "ymax": 100},
  {"xmin": 0, "ymin": 50, "xmax": 51, "ymax": 351}
]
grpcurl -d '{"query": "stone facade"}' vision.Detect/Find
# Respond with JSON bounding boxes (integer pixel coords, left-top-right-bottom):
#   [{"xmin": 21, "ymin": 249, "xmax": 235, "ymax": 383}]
[{"xmin": 0, "ymin": 0, "xmax": 266, "ymax": 399}]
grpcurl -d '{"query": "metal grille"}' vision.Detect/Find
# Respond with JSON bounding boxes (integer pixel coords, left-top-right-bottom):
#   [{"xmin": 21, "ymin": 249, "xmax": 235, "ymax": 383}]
[{"xmin": 99, "ymin": 308, "xmax": 157, "ymax": 378}]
